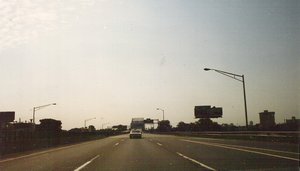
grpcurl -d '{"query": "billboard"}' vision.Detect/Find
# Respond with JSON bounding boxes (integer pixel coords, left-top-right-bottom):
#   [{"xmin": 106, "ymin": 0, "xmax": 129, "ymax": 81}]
[
  {"xmin": 194, "ymin": 106, "xmax": 222, "ymax": 118},
  {"xmin": 0, "ymin": 111, "xmax": 15, "ymax": 123},
  {"xmin": 194, "ymin": 106, "xmax": 211, "ymax": 118},
  {"xmin": 208, "ymin": 107, "xmax": 223, "ymax": 118}
]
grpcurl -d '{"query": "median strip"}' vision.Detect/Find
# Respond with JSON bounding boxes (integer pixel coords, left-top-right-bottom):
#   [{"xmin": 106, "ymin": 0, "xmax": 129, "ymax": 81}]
[
  {"xmin": 74, "ymin": 155, "xmax": 100, "ymax": 171},
  {"xmin": 176, "ymin": 152, "xmax": 216, "ymax": 171},
  {"xmin": 181, "ymin": 139, "xmax": 299, "ymax": 161}
]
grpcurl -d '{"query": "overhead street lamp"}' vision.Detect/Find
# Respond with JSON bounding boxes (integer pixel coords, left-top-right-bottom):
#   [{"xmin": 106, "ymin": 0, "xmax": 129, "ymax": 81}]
[
  {"xmin": 84, "ymin": 117, "xmax": 96, "ymax": 128},
  {"xmin": 156, "ymin": 108, "xmax": 165, "ymax": 121},
  {"xmin": 204, "ymin": 68, "xmax": 248, "ymax": 129},
  {"xmin": 33, "ymin": 103, "xmax": 56, "ymax": 124}
]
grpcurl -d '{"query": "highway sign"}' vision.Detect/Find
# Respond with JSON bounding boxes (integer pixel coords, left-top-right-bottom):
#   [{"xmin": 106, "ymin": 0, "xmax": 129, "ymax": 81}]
[{"xmin": 194, "ymin": 106, "xmax": 222, "ymax": 118}]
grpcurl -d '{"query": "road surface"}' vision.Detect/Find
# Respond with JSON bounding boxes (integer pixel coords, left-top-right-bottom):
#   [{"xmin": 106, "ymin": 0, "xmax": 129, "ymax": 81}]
[{"xmin": 0, "ymin": 134, "xmax": 299, "ymax": 170}]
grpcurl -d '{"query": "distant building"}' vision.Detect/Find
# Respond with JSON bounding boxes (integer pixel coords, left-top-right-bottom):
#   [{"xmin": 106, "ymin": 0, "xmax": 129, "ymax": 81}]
[
  {"xmin": 286, "ymin": 116, "xmax": 300, "ymax": 124},
  {"xmin": 0, "ymin": 111, "xmax": 15, "ymax": 129},
  {"xmin": 285, "ymin": 116, "xmax": 300, "ymax": 130},
  {"xmin": 112, "ymin": 124, "xmax": 127, "ymax": 131},
  {"xmin": 38, "ymin": 118, "xmax": 62, "ymax": 132},
  {"xmin": 259, "ymin": 110, "xmax": 275, "ymax": 130}
]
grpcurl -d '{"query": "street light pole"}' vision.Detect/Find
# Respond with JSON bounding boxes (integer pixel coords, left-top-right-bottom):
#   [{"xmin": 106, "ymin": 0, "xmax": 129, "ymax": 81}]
[
  {"xmin": 32, "ymin": 103, "xmax": 56, "ymax": 124},
  {"xmin": 242, "ymin": 75, "xmax": 248, "ymax": 129},
  {"xmin": 204, "ymin": 68, "xmax": 248, "ymax": 129},
  {"xmin": 84, "ymin": 117, "xmax": 96, "ymax": 128},
  {"xmin": 156, "ymin": 108, "xmax": 165, "ymax": 121}
]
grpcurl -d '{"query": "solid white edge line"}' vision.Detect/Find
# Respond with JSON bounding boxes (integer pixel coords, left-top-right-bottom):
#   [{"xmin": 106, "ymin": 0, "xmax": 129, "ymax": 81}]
[
  {"xmin": 74, "ymin": 155, "xmax": 100, "ymax": 171},
  {"xmin": 218, "ymin": 142, "xmax": 299, "ymax": 155},
  {"xmin": 190, "ymin": 137, "xmax": 299, "ymax": 155},
  {"xmin": 176, "ymin": 152, "xmax": 216, "ymax": 171},
  {"xmin": 181, "ymin": 139, "xmax": 299, "ymax": 161}
]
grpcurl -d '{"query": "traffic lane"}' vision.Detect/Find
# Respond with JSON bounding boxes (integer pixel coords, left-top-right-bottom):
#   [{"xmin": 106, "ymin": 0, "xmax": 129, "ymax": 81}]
[
  {"xmin": 186, "ymin": 136, "xmax": 299, "ymax": 154},
  {"xmin": 178, "ymin": 139, "xmax": 299, "ymax": 170},
  {"xmin": 82, "ymin": 135, "xmax": 203, "ymax": 171},
  {"xmin": 151, "ymin": 136, "xmax": 299, "ymax": 170},
  {"xmin": 177, "ymin": 136, "xmax": 299, "ymax": 160},
  {"xmin": 147, "ymin": 133, "xmax": 299, "ymax": 154},
  {"xmin": 0, "ymin": 135, "xmax": 127, "ymax": 171},
  {"xmin": 148, "ymin": 135, "xmax": 299, "ymax": 170}
]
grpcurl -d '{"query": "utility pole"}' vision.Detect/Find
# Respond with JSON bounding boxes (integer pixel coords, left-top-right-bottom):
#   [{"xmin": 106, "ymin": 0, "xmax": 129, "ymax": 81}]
[
  {"xmin": 204, "ymin": 68, "xmax": 248, "ymax": 129},
  {"xmin": 156, "ymin": 108, "xmax": 165, "ymax": 121},
  {"xmin": 32, "ymin": 103, "xmax": 56, "ymax": 124}
]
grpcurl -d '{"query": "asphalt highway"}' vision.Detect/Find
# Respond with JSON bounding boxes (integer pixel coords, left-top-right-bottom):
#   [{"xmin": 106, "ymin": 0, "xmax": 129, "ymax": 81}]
[{"xmin": 0, "ymin": 134, "xmax": 299, "ymax": 170}]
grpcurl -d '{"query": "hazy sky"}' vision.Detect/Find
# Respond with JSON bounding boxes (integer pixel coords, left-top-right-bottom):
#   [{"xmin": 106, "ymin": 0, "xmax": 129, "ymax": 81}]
[{"xmin": 0, "ymin": 0, "xmax": 299, "ymax": 129}]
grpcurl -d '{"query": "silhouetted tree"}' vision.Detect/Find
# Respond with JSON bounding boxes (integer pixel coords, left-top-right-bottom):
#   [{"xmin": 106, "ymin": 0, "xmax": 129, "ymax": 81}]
[
  {"xmin": 88, "ymin": 125, "xmax": 96, "ymax": 132},
  {"xmin": 221, "ymin": 123, "xmax": 238, "ymax": 131},
  {"xmin": 157, "ymin": 120, "xmax": 172, "ymax": 132},
  {"xmin": 177, "ymin": 121, "xmax": 190, "ymax": 131},
  {"xmin": 38, "ymin": 119, "xmax": 62, "ymax": 145},
  {"xmin": 175, "ymin": 119, "xmax": 221, "ymax": 132},
  {"xmin": 38, "ymin": 119, "xmax": 62, "ymax": 135},
  {"xmin": 68, "ymin": 128, "xmax": 83, "ymax": 133},
  {"xmin": 195, "ymin": 119, "xmax": 220, "ymax": 131}
]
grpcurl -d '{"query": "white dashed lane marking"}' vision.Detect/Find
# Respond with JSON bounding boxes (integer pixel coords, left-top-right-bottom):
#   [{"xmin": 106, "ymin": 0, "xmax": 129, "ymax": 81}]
[
  {"xmin": 176, "ymin": 152, "xmax": 216, "ymax": 171},
  {"xmin": 74, "ymin": 155, "xmax": 100, "ymax": 171},
  {"xmin": 157, "ymin": 143, "xmax": 163, "ymax": 146}
]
